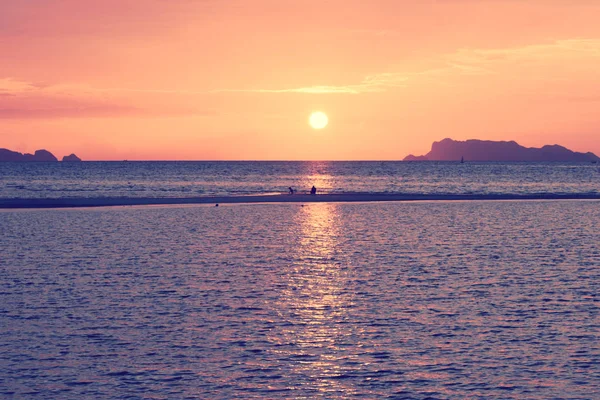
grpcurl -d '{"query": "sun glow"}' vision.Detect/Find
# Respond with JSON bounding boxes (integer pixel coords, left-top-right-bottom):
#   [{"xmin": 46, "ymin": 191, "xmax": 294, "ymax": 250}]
[{"xmin": 309, "ymin": 111, "xmax": 329, "ymax": 130}]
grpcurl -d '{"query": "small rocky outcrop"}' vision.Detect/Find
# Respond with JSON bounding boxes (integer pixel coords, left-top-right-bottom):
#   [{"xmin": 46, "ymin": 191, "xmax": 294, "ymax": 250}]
[
  {"xmin": 403, "ymin": 154, "xmax": 428, "ymax": 161},
  {"xmin": 62, "ymin": 154, "xmax": 82, "ymax": 162}
]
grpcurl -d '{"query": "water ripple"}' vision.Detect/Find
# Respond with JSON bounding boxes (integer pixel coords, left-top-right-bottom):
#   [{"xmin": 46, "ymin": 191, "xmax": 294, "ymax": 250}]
[{"xmin": 1, "ymin": 201, "xmax": 599, "ymax": 398}]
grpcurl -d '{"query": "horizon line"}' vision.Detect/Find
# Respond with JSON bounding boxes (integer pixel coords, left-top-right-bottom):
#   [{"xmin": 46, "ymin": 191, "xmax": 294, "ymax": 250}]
[{"xmin": 3, "ymin": 158, "xmax": 600, "ymax": 162}]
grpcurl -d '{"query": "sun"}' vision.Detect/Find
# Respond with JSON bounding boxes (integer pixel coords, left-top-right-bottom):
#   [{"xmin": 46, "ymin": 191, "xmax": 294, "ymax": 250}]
[{"xmin": 309, "ymin": 111, "xmax": 329, "ymax": 129}]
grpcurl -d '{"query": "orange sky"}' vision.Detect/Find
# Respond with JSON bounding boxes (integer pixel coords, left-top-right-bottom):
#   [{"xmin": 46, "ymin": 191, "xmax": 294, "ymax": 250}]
[{"xmin": 1, "ymin": 0, "xmax": 599, "ymax": 160}]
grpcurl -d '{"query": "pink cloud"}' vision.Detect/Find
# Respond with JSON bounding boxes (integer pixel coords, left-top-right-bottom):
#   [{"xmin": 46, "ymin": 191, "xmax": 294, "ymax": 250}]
[
  {"xmin": 0, "ymin": 106, "xmax": 139, "ymax": 119},
  {"xmin": 0, "ymin": 78, "xmax": 212, "ymax": 119}
]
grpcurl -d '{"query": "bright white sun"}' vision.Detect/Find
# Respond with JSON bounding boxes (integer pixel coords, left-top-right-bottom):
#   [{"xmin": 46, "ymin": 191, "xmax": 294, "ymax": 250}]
[{"xmin": 309, "ymin": 111, "xmax": 329, "ymax": 129}]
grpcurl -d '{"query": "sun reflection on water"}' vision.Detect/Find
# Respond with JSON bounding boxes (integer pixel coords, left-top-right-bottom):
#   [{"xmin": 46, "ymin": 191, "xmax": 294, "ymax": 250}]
[
  {"xmin": 299, "ymin": 161, "xmax": 335, "ymax": 194},
  {"xmin": 271, "ymin": 203, "xmax": 359, "ymax": 395}
]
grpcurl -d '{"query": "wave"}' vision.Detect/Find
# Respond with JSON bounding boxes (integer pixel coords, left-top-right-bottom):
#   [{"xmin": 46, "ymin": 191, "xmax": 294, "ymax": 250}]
[{"xmin": 1, "ymin": 192, "xmax": 600, "ymax": 209}]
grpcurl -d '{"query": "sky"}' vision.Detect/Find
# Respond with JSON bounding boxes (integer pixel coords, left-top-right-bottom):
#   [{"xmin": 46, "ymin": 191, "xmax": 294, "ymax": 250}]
[{"xmin": 1, "ymin": 0, "xmax": 599, "ymax": 160}]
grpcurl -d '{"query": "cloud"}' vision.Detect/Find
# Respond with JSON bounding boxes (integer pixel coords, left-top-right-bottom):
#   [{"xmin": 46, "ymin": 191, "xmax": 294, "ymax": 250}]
[
  {"xmin": 214, "ymin": 86, "xmax": 367, "ymax": 95},
  {"xmin": 0, "ymin": 105, "xmax": 140, "ymax": 119},
  {"xmin": 0, "ymin": 78, "xmax": 42, "ymax": 94},
  {"xmin": 0, "ymin": 77, "xmax": 211, "ymax": 119},
  {"xmin": 0, "ymin": 1, "xmax": 204, "ymax": 38},
  {"xmin": 208, "ymin": 38, "xmax": 592, "ymax": 95},
  {"xmin": 2, "ymin": 37, "xmax": 597, "ymax": 115},
  {"xmin": 208, "ymin": 39, "xmax": 600, "ymax": 96},
  {"xmin": 212, "ymin": 73, "xmax": 410, "ymax": 95},
  {"xmin": 448, "ymin": 39, "xmax": 600, "ymax": 67}
]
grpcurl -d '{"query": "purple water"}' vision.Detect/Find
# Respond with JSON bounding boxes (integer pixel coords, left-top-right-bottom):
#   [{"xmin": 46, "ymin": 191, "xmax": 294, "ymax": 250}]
[
  {"xmin": 1, "ymin": 161, "xmax": 599, "ymax": 199},
  {"xmin": 1, "ymin": 200, "xmax": 599, "ymax": 398}
]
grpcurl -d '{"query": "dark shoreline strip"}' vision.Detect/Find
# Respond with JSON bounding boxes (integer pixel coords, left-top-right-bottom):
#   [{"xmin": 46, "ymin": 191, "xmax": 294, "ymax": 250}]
[{"xmin": 1, "ymin": 193, "xmax": 599, "ymax": 209}]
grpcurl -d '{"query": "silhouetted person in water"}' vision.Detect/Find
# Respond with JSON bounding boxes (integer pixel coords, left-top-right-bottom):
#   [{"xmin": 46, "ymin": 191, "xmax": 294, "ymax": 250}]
[
  {"xmin": 310, "ymin": 186, "xmax": 317, "ymax": 195},
  {"xmin": 288, "ymin": 187, "xmax": 295, "ymax": 195}
]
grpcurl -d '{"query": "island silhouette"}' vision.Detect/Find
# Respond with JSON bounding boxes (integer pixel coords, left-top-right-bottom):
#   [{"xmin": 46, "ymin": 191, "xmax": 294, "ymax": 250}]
[
  {"xmin": 0, "ymin": 148, "xmax": 81, "ymax": 162},
  {"xmin": 404, "ymin": 139, "xmax": 600, "ymax": 162},
  {"xmin": 2, "ymin": 141, "xmax": 598, "ymax": 162},
  {"xmin": 62, "ymin": 154, "xmax": 82, "ymax": 162}
]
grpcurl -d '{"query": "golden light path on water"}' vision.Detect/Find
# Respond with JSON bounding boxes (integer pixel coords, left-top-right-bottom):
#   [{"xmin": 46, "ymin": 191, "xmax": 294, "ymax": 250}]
[
  {"xmin": 299, "ymin": 161, "xmax": 335, "ymax": 194},
  {"xmin": 270, "ymin": 201, "xmax": 361, "ymax": 396}
]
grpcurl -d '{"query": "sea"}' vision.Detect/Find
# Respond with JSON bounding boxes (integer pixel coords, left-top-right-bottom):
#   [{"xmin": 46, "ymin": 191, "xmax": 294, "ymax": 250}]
[
  {"xmin": 0, "ymin": 161, "xmax": 599, "ymax": 199},
  {"xmin": 1, "ymin": 161, "xmax": 599, "ymax": 399}
]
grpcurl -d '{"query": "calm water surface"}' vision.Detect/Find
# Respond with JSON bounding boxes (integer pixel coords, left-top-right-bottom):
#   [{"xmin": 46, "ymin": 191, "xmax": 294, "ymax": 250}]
[
  {"xmin": 1, "ymin": 161, "xmax": 599, "ymax": 198},
  {"xmin": 1, "ymin": 200, "xmax": 599, "ymax": 399}
]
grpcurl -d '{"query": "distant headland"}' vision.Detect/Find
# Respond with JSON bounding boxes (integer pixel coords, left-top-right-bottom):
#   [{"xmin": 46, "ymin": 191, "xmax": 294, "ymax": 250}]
[
  {"xmin": 0, "ymin": 148, "xmax": 82, "ymax": 162},
  {"xmin": 404, "ymin": 139, "xmax": 600, "ymax": 162}
]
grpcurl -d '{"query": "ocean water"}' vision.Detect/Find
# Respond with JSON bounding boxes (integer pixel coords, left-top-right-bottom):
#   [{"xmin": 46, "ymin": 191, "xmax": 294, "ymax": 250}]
[
  {"xmin": 1, "ymin": 161, "xmax": 599, "ymax": 199},
  {"xmin": 1, "ymin": 200, "xmax": 599, "ymax": 399}
]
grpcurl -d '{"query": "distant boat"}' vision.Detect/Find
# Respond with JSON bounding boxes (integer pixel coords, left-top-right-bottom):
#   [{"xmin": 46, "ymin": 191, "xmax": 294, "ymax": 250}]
[{"xmin": 460, "ymin": 156, "xmax": 464, "ymax": 164}]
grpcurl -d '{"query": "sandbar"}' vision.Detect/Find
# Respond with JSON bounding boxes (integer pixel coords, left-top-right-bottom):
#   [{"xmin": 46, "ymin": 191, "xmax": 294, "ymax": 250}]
[{"xmin": 1, "ymin": 192, "xmax": 599, "ymax": 209}]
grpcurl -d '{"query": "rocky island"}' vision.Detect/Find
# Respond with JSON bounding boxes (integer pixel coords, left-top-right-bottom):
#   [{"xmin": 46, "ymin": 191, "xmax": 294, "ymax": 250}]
[
  {"xmin": 404, "ymin": 139, "xmax": 600, "ymax": 162},
  {"xmin": 0, "ymin": 148, "xmax": 82, "ymax": 162},
  {"xmin": 62, "ymin": 154, "xmax": 82, "ymax": 162}
]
